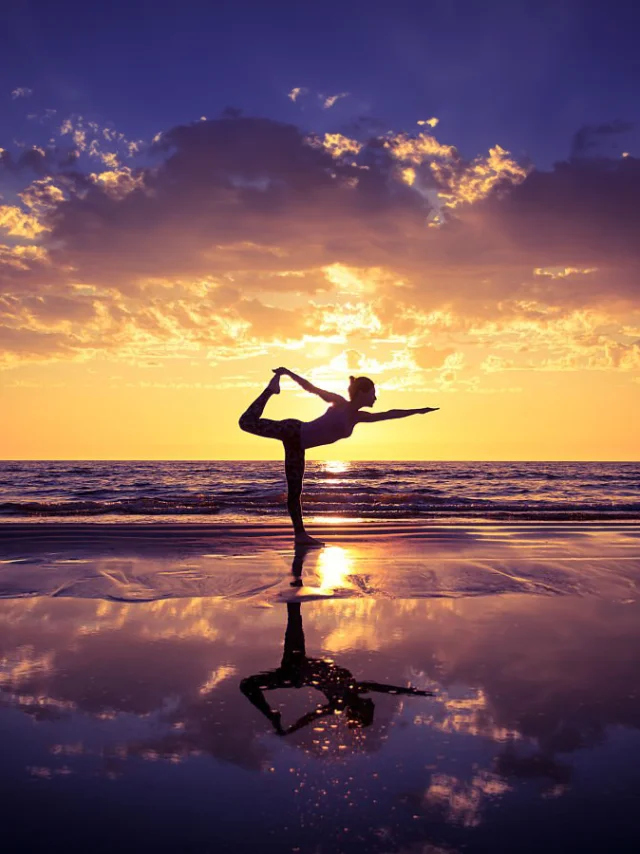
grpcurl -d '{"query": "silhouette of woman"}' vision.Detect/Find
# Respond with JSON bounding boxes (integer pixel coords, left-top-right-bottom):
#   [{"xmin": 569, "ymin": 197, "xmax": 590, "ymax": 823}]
[
  {"xmin": 239, "ymin": 368, "xmax": 439, "ymax": 546},
  {"xmin": 240, "ymin": 597, "xmax": 433, "ymax": 736}
]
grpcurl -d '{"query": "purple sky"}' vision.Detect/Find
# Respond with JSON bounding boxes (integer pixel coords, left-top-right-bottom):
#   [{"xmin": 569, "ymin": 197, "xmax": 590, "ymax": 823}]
[{"xmin": 2, "ymin": 0, "xmax": 639, "ymax": 168}]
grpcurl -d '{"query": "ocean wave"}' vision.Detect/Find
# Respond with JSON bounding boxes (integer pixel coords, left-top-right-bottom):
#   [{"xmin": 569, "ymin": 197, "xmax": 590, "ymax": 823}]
[
  {"xmin": 0, "ymin": 497, "xmax": 221, "ymax": 517},
  {"xmin": 2, "ymin": 493, "xmax": 640, "ymax": 519},
  {"xmin": 1, "ymin": 461, "xmax": 639, "ymax": 523}
]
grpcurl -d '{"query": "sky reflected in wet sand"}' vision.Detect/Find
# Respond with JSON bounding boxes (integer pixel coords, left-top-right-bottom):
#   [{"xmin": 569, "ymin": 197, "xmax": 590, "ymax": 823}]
[{"xmin": 1, "ymin": 589, "xmax": 640, "ymax": 852}]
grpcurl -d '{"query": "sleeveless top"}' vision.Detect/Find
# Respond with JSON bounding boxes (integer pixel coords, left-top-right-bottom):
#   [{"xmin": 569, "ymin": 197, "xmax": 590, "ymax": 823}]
[{"xmin": 300, "ymin": 404, "xmax": 356, "ymax": 450}]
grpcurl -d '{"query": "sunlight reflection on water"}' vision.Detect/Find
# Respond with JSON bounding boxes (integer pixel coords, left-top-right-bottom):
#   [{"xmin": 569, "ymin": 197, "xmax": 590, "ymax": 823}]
[
  {"xmin": 317, "ymin": 546, "xmax": 354, "ymax": 591},
  {"xmin": 322, "ymin": 460, "xmax": 350, "ymax": 474}
]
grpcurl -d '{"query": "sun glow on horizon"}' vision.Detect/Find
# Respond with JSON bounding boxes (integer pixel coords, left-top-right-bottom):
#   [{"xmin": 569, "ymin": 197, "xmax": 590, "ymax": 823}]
[{"xmin": 323, "ymin": 460, "xmax": 349, "ymax": 474}]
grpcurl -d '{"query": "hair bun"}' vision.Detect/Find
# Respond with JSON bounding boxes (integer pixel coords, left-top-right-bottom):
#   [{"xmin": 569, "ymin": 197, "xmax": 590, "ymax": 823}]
[{"xmin": 349, "ymin": 375, "xmax": 355, "ymax": 383}]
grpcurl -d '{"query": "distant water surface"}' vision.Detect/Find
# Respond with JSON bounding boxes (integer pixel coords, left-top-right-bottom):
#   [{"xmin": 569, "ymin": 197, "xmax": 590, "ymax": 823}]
[{"xmin": 0, "ymin": 460, "xmax": 638, "ymax": 523}]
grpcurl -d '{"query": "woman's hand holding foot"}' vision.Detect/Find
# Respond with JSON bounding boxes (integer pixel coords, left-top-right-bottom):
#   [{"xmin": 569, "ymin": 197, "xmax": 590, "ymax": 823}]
[{"xmin": 268, "ymin": 367, "xmax": 290, "ymax": 394}]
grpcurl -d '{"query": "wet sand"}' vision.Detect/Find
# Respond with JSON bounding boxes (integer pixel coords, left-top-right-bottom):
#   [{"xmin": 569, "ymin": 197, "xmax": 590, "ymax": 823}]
[
  {"xmin": 1, "ymin": 520, "xmax": 639, "ymax": 601},
  {"xmin": 1, "ymin": 522, "xmax": 639, "ymax": 852}
]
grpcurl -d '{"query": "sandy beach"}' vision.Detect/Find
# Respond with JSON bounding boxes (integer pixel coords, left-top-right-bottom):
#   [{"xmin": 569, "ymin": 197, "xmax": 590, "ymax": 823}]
[{"xmin": 1, "ymin": 520, "xmax": 639, "ymax": 602}]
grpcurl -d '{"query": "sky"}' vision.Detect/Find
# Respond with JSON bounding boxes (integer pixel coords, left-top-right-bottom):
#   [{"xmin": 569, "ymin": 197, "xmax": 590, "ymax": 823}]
[{"xmin": 1, "ymin": 0, "xmax": 639, "ymax": 460}]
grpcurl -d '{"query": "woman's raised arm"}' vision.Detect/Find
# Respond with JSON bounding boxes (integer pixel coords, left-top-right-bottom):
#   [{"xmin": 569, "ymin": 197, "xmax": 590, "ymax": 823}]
[{"xmin": 273, "ymin": 368, "xmax": 347, "ymax": 405}]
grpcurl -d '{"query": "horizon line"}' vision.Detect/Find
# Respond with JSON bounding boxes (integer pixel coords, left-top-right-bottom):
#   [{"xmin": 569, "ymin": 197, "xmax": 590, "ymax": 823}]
[{"xmin": 1, "ymin": 458, "xmax": 638, "ymax": 464}]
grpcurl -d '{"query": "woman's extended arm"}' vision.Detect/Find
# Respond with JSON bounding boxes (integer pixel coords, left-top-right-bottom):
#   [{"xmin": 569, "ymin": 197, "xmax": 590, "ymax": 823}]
[
  {"xmin": 357, "ymin": 680, "xmax": 434, "ymax": 696},
  {"xmin": 357, "ymin": 407, "xmax": 438, "ymax": 422},
  {"xmin": 273, "ymin": 367, "xmax": 347, "ymax": 405}
]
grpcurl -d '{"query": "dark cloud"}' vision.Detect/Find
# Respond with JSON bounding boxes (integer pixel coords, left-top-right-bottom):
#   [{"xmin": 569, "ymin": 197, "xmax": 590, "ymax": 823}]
[
  {"xmin": 151, "ymin": 116, "xmax": 339, "ymax": 192},
  {"xmin": 2, "ymin": 113, "xmax": 640, "ymax": 364},
  {"xmin": 40, "ymin": 116, "xmax": 424, "ymax": 288},
  {"xmin": 476, "ymin": 154, "xmax": 640, "ymax": 269},
  {"xmin": 0, "ymin": 145, "xmax": 79, "ymax": 175},
  {"xmin": 0, "ymin": 325, "xmax": 77, "ymax": 360},
  {"xmin": 45, "ymin": 115, "xmax": 640, "ymax": 290},
  {"xmin": 570, "ymin": 120, "xmax": 634, "ymax": 160}
]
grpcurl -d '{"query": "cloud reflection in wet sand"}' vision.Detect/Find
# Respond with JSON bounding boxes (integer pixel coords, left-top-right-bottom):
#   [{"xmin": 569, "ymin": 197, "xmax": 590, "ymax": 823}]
[{"xmin": 0, "ymin": 591, "xmax": 639, "ymax": 852}]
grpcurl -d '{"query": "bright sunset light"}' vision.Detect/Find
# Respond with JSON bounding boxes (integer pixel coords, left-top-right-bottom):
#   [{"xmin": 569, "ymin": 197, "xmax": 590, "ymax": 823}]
[{"xmin": 1, "ymin": 73, "xmax": 639, "ymax": 461}]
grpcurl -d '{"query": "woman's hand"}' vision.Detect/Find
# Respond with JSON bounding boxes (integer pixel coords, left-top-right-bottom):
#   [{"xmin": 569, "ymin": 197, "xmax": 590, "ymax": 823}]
[
  {"xmin": 272, "ymin": 367, "xmax": 291, "ymax": 377},
  {"xmin": 419, "ymin": 407, "xmax": 439, "ymax": 414}
]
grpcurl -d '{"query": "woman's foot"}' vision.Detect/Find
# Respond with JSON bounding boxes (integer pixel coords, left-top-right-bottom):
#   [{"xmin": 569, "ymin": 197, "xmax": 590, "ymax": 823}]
[
  {"xmin": 294, "ymin": 532, "xmax": 324, "ymax": 548},
  {"xmin": 267, "ymin": 373, "xmax": 281, "ymax": 394}
]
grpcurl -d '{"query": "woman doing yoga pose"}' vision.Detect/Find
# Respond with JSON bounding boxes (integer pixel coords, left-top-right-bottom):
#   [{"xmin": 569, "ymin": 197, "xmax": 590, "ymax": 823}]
[
  {"xmin": 240, "ymin": 601, "xmax": 433, "ymax": 736},
  {"xmin": 239, "ymin": 367, "xmax": 439, "ymax": 546}
]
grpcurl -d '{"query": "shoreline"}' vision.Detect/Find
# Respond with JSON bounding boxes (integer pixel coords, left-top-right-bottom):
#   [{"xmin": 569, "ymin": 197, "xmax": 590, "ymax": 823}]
[
  {"xmin": 2, "ymin": 513, "xmax": 640, "ymax": 530},
  {"xmin": 0, "ymin": 519, "xmax": 638, "ymax": 603},
  {"xmin": 2, "ymin": 517, "xmax": 639, "ymax": 542}
]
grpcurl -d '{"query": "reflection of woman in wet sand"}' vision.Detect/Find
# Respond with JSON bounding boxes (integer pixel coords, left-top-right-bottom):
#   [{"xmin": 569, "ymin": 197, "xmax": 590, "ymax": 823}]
[
  {"xmin": 240, "ymin": 601, "xmax": 432, "ymax": 735},
  {"xmin": 239, "ymin": 368, "xmax": 439, "ymax": 546}
]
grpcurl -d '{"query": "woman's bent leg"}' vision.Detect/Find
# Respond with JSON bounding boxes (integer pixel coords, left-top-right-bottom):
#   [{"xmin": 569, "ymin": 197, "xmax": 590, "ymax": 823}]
[{"xmin": 239, "ymin": 380, "xmax": 289, "ymax": 440}]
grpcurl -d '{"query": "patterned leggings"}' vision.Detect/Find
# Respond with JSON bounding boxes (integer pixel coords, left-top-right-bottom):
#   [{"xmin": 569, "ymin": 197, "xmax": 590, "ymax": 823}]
[{"xmin": 238, "ymin": 388, "xmax": 306, "ymax": 532}]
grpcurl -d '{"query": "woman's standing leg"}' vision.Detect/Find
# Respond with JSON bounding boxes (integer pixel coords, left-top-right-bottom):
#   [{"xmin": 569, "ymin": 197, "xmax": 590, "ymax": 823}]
[
  {"xmin": 284, "ymin": 437, "xmax": 323, "ymax": 547},
  {"xmin": 284, "ymin": 438, "xmax": 305, "ymax": 534}
]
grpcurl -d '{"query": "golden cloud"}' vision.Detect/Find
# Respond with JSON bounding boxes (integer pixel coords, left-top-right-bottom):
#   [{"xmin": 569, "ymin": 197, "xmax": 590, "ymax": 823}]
[
  {"xmin": 385, "ymin": 130, "xmax": 456, "ymax": 163},
  {"xmin": 0, "ymin": 112, "xmax": 638, "ymax": 388},
  {"xmin": 0, "ymin": 204, "xmax": 50, "ymax": 238},
  {"xmin": 318, "ymin": 132, "xmax": 363, "ymax": 159}
]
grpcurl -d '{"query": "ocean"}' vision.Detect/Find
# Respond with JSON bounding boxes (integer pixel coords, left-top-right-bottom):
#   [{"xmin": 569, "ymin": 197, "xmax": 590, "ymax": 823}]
[{"xmin": 0, "ymin": 460, "xmax": 638, "ymax": 523}]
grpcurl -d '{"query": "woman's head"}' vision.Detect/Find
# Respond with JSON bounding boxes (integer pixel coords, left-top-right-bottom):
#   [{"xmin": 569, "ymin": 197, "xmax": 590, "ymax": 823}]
[{"xmin": 348, "ymin": 375, "xmax": 376, "ymax": 406}]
